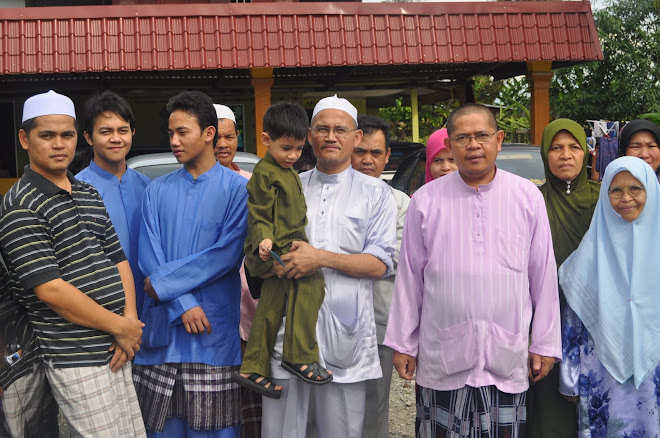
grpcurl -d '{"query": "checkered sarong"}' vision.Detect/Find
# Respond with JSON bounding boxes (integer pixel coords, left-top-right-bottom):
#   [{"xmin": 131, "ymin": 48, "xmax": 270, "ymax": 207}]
[
  {"xmin": 416, "ymin": 384, "xmax": 527, "ymax": 438},
  {"xmin": 240, "ymin": 339, "xmax": 262, "ymax": 438},
  {"xmin": 46, "ymin": 362, "xmax": 146, "ymax": 437},
  {"xmin": 240, "ymin": 383, "xmax": 262, "ymax": 437},
  {"xmin": 132, "ymin": 363, "xmax": 241, "ymax": 433},
  {"xmin": 2, "ymin": 364, "xmax": 45, "ymax": 438}
]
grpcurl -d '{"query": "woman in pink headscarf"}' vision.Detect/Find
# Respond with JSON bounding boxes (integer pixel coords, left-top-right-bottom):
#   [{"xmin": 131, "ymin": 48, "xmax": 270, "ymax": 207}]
[{"xmin": 425, "ymin": 128, "xmax": 458, "ymax": 183}]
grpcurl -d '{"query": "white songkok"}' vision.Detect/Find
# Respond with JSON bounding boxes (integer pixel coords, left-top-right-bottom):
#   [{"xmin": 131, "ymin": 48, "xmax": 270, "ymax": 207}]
[
  {"xmin": 213, "ymin": 104, "xmax": 236, "ymax": 124},
  {"xmin": 312, "ymin": 94, "xmax": 358, "ymax": 125},
  {"xmin": 22, "ymin": 90, "xmax": 76, "ymax": 123}
]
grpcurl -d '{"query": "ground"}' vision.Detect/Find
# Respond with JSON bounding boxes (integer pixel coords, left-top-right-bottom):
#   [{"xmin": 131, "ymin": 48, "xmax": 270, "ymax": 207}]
[{"xmin": 388, "ymin": 370, "xmax": 416, "ymax": 438}]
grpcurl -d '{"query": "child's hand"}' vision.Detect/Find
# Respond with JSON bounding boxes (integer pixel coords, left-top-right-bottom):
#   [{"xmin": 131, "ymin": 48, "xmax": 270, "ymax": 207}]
[{"xmin": 259, "ymin": 239, "xmax": 273, "ymax": 261}]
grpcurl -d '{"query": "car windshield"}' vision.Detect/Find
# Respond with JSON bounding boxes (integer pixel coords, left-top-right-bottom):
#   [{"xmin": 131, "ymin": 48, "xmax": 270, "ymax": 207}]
[{"xmin": 495, "ymin": 149, "xmax": 546, "ymax": 186}]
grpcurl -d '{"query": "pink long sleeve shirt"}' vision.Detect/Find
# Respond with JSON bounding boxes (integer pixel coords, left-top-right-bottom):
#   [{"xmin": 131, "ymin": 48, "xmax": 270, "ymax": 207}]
[{"xmin": 383, "ymin": 168, "xmax": 561, "ymax": 394}]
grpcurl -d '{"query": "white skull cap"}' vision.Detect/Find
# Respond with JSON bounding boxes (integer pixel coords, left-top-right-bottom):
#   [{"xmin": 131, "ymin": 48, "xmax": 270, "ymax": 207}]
[
  {"xmin": 213, "ymin": 104, "xmax": 236, "ymax": 123},
  {"xmin": 312, "ymin": 94, "xmax": 357, "ymax": 125},
  {"xmin": 22, "ymin": 90, "xmax": 76, "ymax": 122}
]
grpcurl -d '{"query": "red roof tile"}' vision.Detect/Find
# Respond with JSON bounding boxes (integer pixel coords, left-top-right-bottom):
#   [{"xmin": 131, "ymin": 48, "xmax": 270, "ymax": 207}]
[{"xmin": 0, "ymin": 1, "xmax": 602, "ymax": 76}]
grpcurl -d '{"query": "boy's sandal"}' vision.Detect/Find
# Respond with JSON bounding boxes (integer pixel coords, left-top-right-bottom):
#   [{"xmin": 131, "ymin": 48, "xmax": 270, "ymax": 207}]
[
  {"xmin": 231, "ymin": 373, "xmax": 282, "ymax": 399},
  {"xmin": 281, "ymin": 361, "xmax": 333, "ymax": 386}
]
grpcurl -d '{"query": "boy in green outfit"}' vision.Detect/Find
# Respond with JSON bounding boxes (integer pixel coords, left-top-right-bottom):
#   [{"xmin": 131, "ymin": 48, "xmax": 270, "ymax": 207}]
[{"xmin": 233, "ymin": 102, "xmax": 332, "ymax": 399}]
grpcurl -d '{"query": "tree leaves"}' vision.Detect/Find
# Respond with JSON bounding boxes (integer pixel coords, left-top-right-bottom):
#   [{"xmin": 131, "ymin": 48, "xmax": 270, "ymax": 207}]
[{"xmin": 550, "ymin": 0, "xmax": 660, "ymax": 123}]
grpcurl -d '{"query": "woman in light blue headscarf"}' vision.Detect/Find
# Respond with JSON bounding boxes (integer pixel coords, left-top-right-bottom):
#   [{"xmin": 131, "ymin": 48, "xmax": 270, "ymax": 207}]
[{"xmin": 558, "ymin": 156, "xmax": 660, "ymax": 437}]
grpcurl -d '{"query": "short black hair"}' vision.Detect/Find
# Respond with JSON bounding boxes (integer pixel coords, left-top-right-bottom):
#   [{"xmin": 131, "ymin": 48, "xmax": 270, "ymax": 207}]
[
  {"xmin": 166, "ymin": 91, "xmax": 218, "ymax": 146},
  {"xmin": 445, "ymin": 103, "xmax": 498, "ymax": 136},
  {"xmin": 20, "ymin": 117, "xmax": 78, "ymax": 136},
  {"xmin": 357, "ymin": 114, "xmax": 390, "ymax": 149},
  {"xmin": 83, "ymin": 91, "xmax": 135, "ymax": 134},
  {"xmin": 263, "ymin": 102, "xmax": 309, "ymax": 142}
]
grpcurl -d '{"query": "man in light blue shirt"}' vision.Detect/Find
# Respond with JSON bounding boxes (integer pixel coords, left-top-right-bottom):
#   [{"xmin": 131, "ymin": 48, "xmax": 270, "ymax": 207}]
[
  {"xmin": 133, "ymin": 91, "xmax": 248, "ymax": 438},
  {"xmin": 76, "ymin": 91, "xmax": 150, "ymax": 317}
]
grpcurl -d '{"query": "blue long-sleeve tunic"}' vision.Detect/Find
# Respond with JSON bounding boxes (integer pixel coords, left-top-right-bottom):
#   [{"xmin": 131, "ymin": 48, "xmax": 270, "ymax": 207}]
[
  {"xmin": 76, "ymin": 161, "xmax": 151, "ymax": 316},
  {"xmin": 135, "ymin": 162, "xmax": 248, "ymax": 366}
]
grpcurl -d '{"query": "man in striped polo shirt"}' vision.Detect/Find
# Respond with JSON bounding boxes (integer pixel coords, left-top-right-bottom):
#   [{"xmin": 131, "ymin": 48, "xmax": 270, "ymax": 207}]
[{"xmin": 0, "ymin": 90, "xmax": 147, "ymax": 437}]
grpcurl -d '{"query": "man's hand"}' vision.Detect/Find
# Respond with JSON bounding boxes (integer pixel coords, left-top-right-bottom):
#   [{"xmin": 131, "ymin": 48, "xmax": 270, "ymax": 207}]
[
  {"xmin": 393, "ymin": 351, "xmax": 417, "ymax": 380},
  {"xmin": 112, "ymin": 316, "xmax": 144, "ymax": 360},
  {"xmin": 563, "ymin": 395, "xmax": 579, "ymax": 404},
  {"xmin": 280, "ymin": 241, "xmax": 322, "ymax": 279},
  {"xmin": 108, "ymin": 341, "xmax": 131, "ymax": 372},
  {"xmin": 182, "ymin": 306, "xmax": 212, "ymax": 335},
  {"xmin": 258, "ymin": 260, "xmax": 290, "ymax": 279},
  {"xmin": 144, "ymin": 277, "xmax": 159, "ymax": 302},
  {"xmin": 528, "ymin": 352, "xmax": 555, "ymax": 384},
  {"xmin": 272, "ymin": 260, "xmax": 290, "ymax": 278}
]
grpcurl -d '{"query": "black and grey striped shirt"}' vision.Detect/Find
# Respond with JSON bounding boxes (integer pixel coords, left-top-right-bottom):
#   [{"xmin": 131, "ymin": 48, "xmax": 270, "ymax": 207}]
[{"xmin": 0, "ymin": 167, "xmax": 127, "ymax": 368}]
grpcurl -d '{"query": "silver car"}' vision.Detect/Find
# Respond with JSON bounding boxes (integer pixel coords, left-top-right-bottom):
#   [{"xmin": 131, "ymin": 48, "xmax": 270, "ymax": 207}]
[
  {"xmin": 127, "ymin": 151, "xmax": 261, "ymax": 180},
  {"xmin": 390, "ymin": 143, "xmax": 546, "ymax": 196}
]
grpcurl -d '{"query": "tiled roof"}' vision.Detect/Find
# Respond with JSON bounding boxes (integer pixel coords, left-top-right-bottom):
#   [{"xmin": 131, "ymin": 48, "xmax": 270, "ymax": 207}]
[{"xmin": 0, "ymin": 2, "xmax": 602, "ymax": 75}]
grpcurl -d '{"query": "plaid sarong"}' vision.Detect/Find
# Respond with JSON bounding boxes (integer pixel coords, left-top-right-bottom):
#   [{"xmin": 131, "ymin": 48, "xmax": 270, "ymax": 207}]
[
  {"xmin": 2, "ymin": 364, "xmax": 45, "ymax": 438},
  {"xmin": 46, "ymin": 362, "xmax": 146, "ymax": 437},
  {"xmin": 416, "ymin": 384, "xmax": 527, "ymax": 438},
  {"xmin": 240, "ymin": 384, "xmax": 262, "ymax": 438},
  {"xmin": 132, "ymin": 363, "xmax": 241, "ymax": 433},
  {"xmin": 240, "ymin": 340, "xmax": 261, "ymax": 438}
]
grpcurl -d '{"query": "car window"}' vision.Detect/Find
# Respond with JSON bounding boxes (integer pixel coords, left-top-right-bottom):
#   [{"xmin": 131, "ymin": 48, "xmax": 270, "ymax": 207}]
[{"xmin": 385, "ymin": 142, "xmax": 425, "ymax": 173}]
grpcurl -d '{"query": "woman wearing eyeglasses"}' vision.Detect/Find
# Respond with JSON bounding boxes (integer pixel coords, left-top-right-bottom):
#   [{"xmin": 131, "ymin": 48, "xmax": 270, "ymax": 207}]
[
  {"xmin": 618, "ymin": 119, "xmax": 660, "ymax": 183},
  {"xmin": 526, "ymin": 119, "xmax": 600, "ymax": 438},
  {"xmin": 559, "ymin": 156, "xmax": 660, "ymax": 437}
]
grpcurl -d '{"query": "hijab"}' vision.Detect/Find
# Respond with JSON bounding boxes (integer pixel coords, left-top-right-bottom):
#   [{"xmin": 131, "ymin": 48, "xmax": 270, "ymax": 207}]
[
  {"xmin": 617, "ymin": 119, "xmax": 660, "ymax": 159},
  {"xmin": 559, "ymin": 157, "xmax": 660, "ymax": 388},
  {"xmin": 618, "ymin": 119, "xmax": 660, "ymax": 180},
  {"xmin": 539, "ymin": 119, "xmax": 600, "ymax": 267},
  {"xmin": 425, "ymin": 128, "xmax": 449, "ymax": 183}
]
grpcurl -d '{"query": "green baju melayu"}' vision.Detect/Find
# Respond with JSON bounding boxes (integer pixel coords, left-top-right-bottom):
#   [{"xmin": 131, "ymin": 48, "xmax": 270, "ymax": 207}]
[
  {"xmin": 526, "ymin": 119, "xmax": 600, "ymax": 438},
  {"xmin": 240, "ymin": 152, "xmax": 325, "ymax": 378}
]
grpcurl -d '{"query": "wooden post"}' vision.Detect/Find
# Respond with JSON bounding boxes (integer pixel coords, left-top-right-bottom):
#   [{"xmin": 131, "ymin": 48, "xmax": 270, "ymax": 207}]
[
  {"xmin": 250, "ymin": 68, "xmax": 274, "ymax": 157},
  {"xmin": 527, "ymin": 61, "xmax": 553, "ymax": 146},
  {"xmin": 411, "ymin": 88, "xmax": 419, "ymax": 143}
]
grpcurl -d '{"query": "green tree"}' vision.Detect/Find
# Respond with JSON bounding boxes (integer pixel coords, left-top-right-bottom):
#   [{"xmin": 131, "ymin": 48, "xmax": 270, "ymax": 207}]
[
  {"xmin": 550, "ymin": 0, "xmax": 660, "ymax": 123},
  {"xmin": 378, "ymin": 97, "xmax": 456, "ymax": 143},
  {"xmin": 474, "ymin": 75, "xmax": 531, "ymax": 143}
]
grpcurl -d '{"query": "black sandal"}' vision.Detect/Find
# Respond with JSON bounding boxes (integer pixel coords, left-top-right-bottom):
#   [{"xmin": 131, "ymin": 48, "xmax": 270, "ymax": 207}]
[
  {"xmin": 281, "ymin": 361, "xmax": 333, "ymax": 386},
  {"xmin": 231, "ymin": 373, "xmax": 282, "ymax": 399}
]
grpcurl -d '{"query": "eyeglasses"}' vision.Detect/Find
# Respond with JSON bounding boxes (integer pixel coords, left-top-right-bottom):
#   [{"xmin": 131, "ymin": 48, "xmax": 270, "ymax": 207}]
[
  {"xmin": 449, "ymin": 132, "xmax": 497, "ymax": 147},
  {"xmin": 311, "ymin": 126, "xmax": 357, "ymax": 139},
  {"xmin": 608, "ymin": 185, "xmax": 645, "ymax": 199}
]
